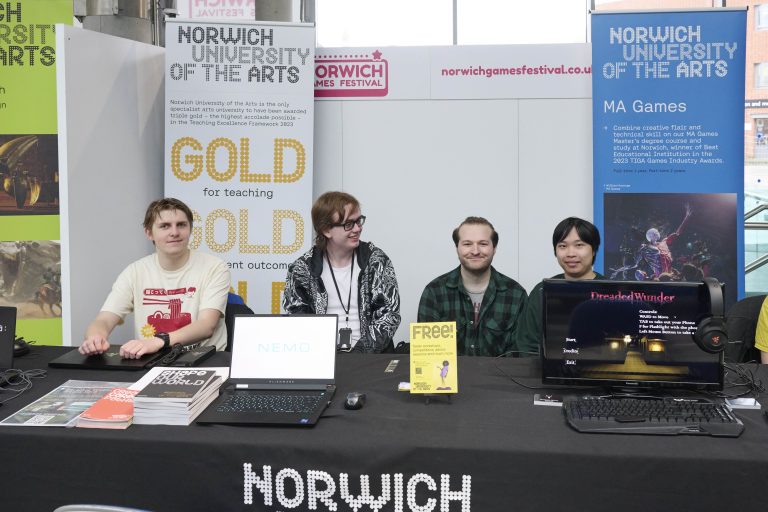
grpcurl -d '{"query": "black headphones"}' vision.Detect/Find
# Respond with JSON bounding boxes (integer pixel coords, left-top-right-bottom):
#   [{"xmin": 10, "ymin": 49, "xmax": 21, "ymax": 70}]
[{"xmin": 693, "ymin": 277, "xmax": 727, "ymax": 353}]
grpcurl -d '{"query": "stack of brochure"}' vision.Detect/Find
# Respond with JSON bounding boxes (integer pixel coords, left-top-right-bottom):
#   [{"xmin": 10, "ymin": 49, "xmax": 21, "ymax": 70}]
[
  {"xmin": 132, "ymin": 367, "xmax": 228, "ymax": 425},
  {"xmin": 77, "ymin": 387, "xmax": 139, "ymax": 429}
]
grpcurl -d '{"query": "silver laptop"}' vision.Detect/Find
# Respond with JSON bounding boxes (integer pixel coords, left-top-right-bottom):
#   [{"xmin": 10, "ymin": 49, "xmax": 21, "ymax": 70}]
[{"xmin": 197, "ymin": 314, "xmax": 337, "ymax": 426}]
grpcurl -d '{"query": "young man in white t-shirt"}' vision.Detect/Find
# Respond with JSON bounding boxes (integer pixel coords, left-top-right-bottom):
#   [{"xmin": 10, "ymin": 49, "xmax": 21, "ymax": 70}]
[{"xmin": 79, "ymin": 198, "xmax": 230, "ymax": 358}]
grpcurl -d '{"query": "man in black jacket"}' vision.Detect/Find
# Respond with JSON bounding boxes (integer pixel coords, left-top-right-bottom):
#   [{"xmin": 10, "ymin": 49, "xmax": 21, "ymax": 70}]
[
  {"xmin": 283, "ymin": 191, "xmax": 400, "ymax": 353},
  {"xmin": 517, "ymin": 217, "xmax": 603, "ymax": 355}
]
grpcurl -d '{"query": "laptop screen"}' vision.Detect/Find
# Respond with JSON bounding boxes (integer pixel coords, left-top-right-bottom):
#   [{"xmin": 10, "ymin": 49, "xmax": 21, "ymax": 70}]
[{"xmin": 230, "ymin": 315, "xmax": 337, "ymax": 381}]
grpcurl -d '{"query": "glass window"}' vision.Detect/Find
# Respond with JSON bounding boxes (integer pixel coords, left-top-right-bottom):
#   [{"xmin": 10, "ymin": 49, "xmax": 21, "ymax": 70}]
[
  {"xmin": 315, "ymin": 0, "xmax": 453, "ymax": 47},
  {"xmin": 458, "ymin": 0, "xmax": 588, "ymax": 45},
  {"xmin": 757, "ymin": 62, "xmax": 768, "ymax": 88},
  {"xmin": 757, "ymin": 4, "xmax": 768, "ymax": 30}
]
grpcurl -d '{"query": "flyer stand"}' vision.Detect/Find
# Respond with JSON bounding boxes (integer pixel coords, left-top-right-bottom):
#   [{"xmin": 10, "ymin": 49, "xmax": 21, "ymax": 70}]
[{"xmin": 409, "ymin": 322, "xmax": 459, "ymax": 403}]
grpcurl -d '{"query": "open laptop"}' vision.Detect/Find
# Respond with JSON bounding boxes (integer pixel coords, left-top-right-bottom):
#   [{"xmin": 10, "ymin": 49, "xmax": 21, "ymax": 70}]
[
  {"xmin": 48, "ymin": 345, "xmax": 170, "ymax": 370},
  {"xmin": 197, "ymin": 314, "xmax": 337, "ymax": 426}
]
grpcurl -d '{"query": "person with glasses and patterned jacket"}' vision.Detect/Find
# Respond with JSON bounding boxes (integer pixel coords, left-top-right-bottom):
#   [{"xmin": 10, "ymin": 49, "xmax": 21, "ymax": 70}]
[{"xmin": 283, "ymin": 191, "xmax": 401, "ymax": 353}]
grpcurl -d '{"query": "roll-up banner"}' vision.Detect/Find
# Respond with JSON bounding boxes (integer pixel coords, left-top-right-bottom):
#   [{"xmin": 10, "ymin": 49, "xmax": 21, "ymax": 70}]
[
  {"xmin": 164, "ymin": 20, "xmax": 315, "ymax": 312},
  {"xmin": 592, "ymin": 9, "xmax": 746, "ymax": 307},
  {"xmin": 1, "ymin": 0, "xmax": 71, "ymax": 345}
]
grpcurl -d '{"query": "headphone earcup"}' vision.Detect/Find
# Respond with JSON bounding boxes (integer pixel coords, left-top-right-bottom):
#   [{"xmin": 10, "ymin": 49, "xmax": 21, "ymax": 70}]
[
  {"xmin": 694, "ymin": 317, "xmax": 727, "ymax": 353},
  {"xmin": 695, "ymin": 277, "xmax": 727, "ymax": 353}
]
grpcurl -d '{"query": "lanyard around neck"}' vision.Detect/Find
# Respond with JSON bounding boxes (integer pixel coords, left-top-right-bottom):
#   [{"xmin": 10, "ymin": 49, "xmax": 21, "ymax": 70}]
[{"xmin": 326, "ymin": 252, "xmax": 354, "ymax": 323}]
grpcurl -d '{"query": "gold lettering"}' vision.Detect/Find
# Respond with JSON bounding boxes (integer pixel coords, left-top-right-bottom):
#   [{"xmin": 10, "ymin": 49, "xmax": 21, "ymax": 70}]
[
  {"xmin": 206, "ymin": 137, "xmax": 237, "ymax": 182},
  {"xmin": 272, "ymin": 281, "xmax": 285, "ymax": 314},
  {"xmin": 272, "ymin": 209, "xmax": 303, "ymax": 254},
  {"xmin": 206, "ymin": 208, "xmax": 237, "ymax": 252},
  {"xmin": 171, "ymin": 137, "xmax": 203, "ymax": 181},
  {"xmin": 239, "ymin": 209, "xmax": 269, "ymax": 254},
  {"xmin": 273, "ymin": 138, "xmax": 305, "ymax": 183}
]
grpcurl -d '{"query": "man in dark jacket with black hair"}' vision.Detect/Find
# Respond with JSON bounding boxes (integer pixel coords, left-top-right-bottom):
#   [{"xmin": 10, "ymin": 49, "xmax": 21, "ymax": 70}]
[{"xmin": 517, "ymin": 217, "xmax": 603, "ymax": 356}]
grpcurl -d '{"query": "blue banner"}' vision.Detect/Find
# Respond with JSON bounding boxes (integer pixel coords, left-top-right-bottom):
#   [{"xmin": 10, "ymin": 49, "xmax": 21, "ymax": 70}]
[{"xmin": 592, "ymin": 9, "xmax": 746, "ymax": 306}]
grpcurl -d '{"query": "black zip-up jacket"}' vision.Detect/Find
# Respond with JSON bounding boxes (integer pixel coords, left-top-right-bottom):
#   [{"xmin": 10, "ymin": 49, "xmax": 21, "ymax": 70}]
[{"xmin": 283, "ymin": 242, "xmax": 401, "ymax": 353}]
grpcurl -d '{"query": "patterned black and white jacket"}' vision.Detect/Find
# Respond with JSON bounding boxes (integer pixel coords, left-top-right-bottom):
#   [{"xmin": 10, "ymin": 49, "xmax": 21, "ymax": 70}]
[{"xmin": 283, "ymin": 241, "xmax": 401, "ymax": 353}]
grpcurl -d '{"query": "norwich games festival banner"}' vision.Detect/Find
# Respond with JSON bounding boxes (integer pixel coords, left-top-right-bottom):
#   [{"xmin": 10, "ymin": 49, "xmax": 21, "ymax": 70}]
[
  {"xmin": 592, "ymin": 9, "xmax": 746, "ymax": 306},
  {"xmin": 314, "ymin": 44, "xmax": 591, "ymax": 101},
  {"xmin": 0, "ymin": 0, "xmax": 71, "ymax": 345},
  {"xmin": 164, "ymin": 20, "xmax": 314, "ymax": 313}
]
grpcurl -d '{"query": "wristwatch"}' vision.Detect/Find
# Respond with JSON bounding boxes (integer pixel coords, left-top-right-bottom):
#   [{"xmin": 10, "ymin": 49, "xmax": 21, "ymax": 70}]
[{"xmin": 156, "ymin": 332, "xmax": 171, "ymax": 350}]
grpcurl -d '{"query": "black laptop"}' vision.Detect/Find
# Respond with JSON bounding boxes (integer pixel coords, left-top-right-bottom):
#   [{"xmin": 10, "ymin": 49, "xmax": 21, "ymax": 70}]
[
  {"xmin": 197, "ymin": 314, "xmax": 337, "ymax": 426},
  {"xmin": 48, "ymin": 346, "xmax": 169, "ymax": 370},
  {"xmin": 0, "ymin": 306, "xmax": 16, "ymax": 370}
]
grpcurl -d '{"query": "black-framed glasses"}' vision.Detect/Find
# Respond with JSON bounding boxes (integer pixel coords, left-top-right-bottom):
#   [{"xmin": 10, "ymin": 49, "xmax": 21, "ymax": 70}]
[{"xmin": 332, "ymin": 215, "xmax": 366, "ymax": 231}]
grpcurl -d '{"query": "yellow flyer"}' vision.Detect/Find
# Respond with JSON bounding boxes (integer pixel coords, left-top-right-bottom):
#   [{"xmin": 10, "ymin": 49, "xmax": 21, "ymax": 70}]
[{"xmin": 409, "ymin": 322, "xmax": 458, "ymax": 394}]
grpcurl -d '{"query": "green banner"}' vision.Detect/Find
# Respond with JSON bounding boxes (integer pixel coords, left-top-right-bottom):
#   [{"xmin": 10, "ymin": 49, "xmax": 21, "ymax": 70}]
[
  {"xmin": 0, "ymin": 0, "xmax": 71, "ymax": 134},
  {"xmin": 1, "ymin": 0, "xmax": 71, "ymax": 345}
]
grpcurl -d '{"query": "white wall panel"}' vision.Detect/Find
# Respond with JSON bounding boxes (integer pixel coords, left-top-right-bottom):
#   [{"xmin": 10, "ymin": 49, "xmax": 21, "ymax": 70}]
[
  {"xmin": 58, "ymin": 26, "xmax": 165, "ymax": 346},
  {"xmin": 517, "ymin": 98, "xmax": 593, "ymax": 292},
  {"xmin": 313, "ymin": 101, "xmax": 344, "ymax": 195}
]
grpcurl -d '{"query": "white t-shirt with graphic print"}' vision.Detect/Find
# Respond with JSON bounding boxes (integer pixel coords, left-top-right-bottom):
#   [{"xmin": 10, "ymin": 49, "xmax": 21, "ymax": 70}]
[{"xmin": 101, "ymin": 250, "xmax": 230, "ymax": 351}]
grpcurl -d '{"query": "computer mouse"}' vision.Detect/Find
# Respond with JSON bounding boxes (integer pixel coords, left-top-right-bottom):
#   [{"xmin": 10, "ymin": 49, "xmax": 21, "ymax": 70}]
[
  {"xmin": 13, "ymin": 338, "xmax": 30, "ymax": 357},
  {"xmin": 344, "ymin": 392, "xmax": 366, "ymax": 410}
]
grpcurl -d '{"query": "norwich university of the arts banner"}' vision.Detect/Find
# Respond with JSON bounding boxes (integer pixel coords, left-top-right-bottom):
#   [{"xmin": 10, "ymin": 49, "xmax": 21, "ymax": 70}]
[
  {"xmin": 164, "ymin": 20, "xmax": 315, "ymax": 313},
  {"xmin": 592, "ymin": 9, "xmax": 746, "ymax": 306}
]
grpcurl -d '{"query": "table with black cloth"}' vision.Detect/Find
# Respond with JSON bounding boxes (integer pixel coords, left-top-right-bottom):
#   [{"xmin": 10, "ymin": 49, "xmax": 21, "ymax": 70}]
[{"xmin": 2, "ymin": 346, "xmax": 768, "ymax": 512}]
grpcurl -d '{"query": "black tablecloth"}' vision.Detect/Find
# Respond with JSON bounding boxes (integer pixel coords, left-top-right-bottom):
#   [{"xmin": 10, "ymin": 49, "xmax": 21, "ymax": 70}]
[{"xmin": 2, "ymin": 346, "xmax": 767, "ymax": 512}]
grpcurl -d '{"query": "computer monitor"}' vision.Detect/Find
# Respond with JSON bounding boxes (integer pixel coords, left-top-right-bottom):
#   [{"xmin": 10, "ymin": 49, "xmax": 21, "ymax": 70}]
[{"xmin": 541, "ymin": 279, "xmax": 723, "ymax": 391}]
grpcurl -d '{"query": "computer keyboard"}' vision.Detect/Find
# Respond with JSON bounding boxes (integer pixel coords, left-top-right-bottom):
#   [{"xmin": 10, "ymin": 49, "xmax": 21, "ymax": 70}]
[
  {"xmin": 217, "ymin": 391, "xmax": 324, "ymax": 414},
  {"xmin": 563, "ymin": 396, "xmax": 744, "ymax": 437}
]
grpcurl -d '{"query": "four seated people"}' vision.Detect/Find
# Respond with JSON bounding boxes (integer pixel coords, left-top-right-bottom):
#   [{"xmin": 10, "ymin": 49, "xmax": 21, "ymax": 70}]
[{"xmin": 79, "ymin": 195, "xmax": 738, "ymax": 359}]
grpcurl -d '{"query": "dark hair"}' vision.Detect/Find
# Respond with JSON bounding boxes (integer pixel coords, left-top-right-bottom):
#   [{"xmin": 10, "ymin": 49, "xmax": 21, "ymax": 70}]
[
  {"xmin": 681, "ymin": 263, "xmax": 703, "ymax": 281},
  {"xmin": 311, "ymin": 191, "xmax": 361, "ymax": 251},
  {"xmin": 452, "ymin": 216, "xmax": 499, "ymax": 248},
  {"xmin": 552, "ymin": 217, "xmax": 600, "ymax": 264},
  {"xmin": 143, "ymin": 198, "xmax": 193, "ymax": 232}
]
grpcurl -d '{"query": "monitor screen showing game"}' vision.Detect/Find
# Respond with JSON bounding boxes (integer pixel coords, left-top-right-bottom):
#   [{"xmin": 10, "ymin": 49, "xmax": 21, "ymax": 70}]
[{"xmin": 541, "ymin": 279, "xmax": 723, "ymax": 391}]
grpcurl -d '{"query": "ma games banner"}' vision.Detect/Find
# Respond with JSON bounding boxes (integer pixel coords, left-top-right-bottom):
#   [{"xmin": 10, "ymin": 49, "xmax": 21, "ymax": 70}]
[
  {"xmin": 592, "ymin": 9, "xmax": 746, "ymax": 306},
  {"xmin": 164, "ymin": 20, "xmax": 314, "ymax": 313}
]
